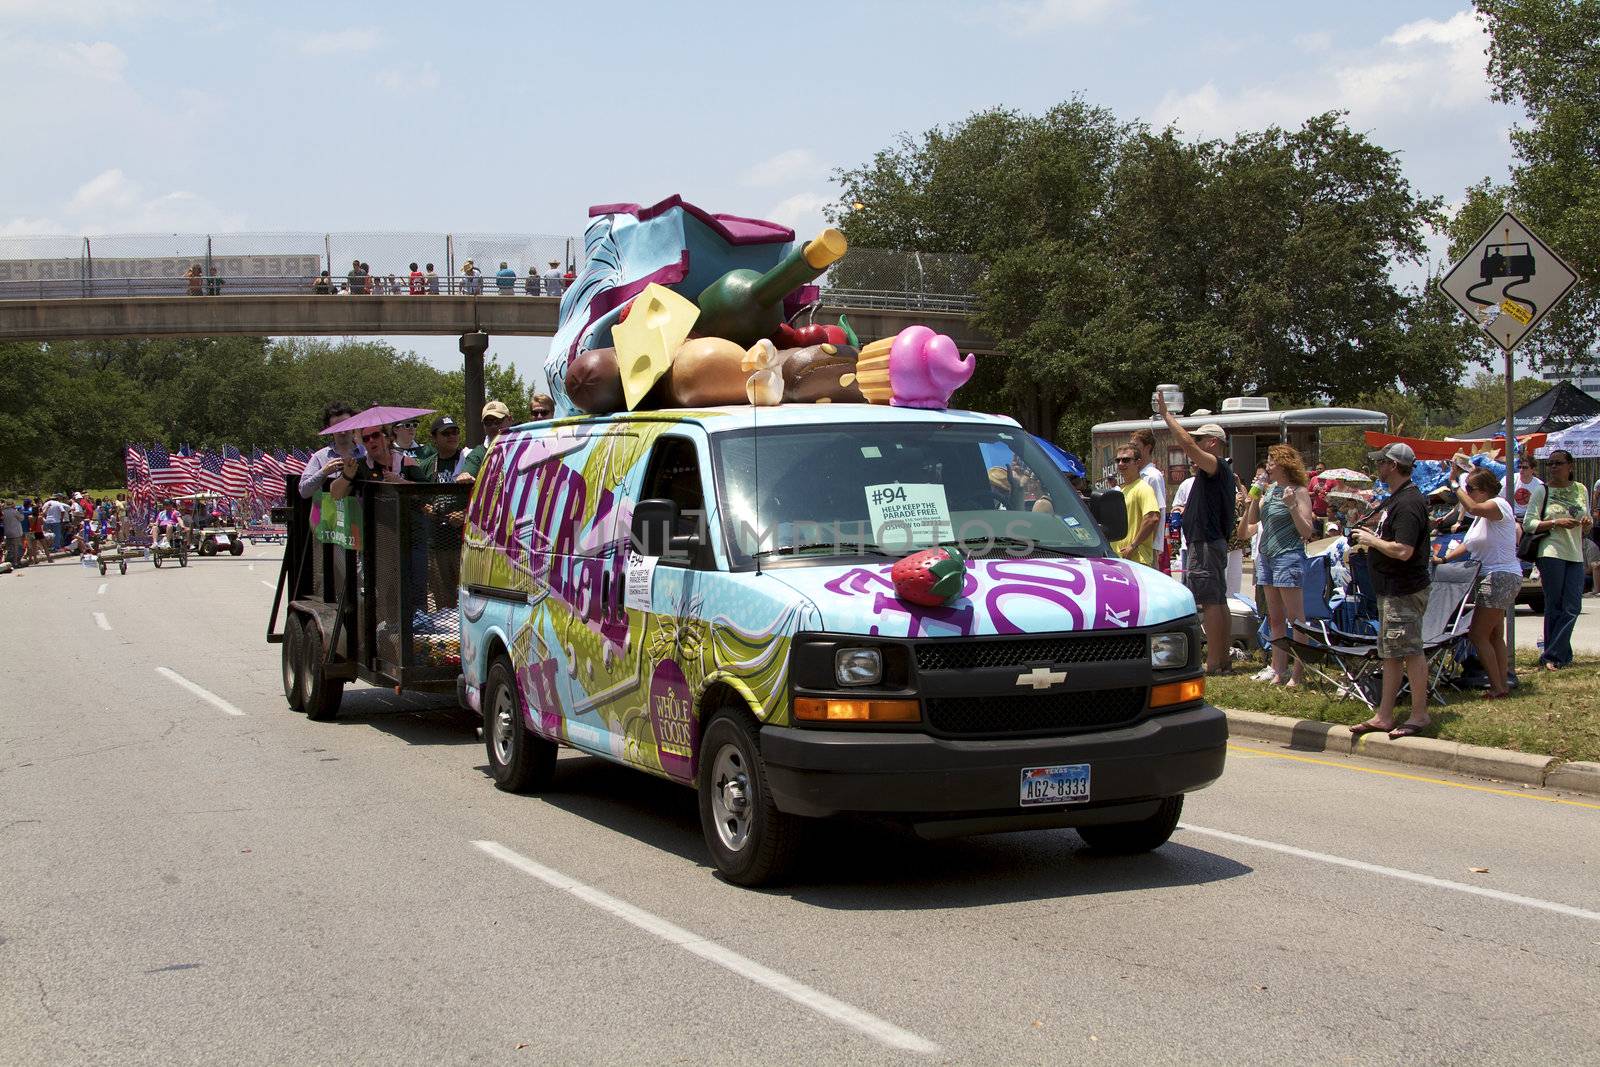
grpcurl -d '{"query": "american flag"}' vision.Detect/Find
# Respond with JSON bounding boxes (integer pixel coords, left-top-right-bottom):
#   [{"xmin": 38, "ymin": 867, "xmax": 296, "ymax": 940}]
[
  {"xmin": 250, "ymin": 448, "xmax": 286, "ymax": 502},
  {"xmin": 196, "ymin": 449, "xmax": 228, "ymax": 494},
  {"xmin": 282, "ymin": 447, "xmax": 309, "ymax": 476},
  {"xmin": 125, "ymin": 445, "xmax": 154, "ymax": 509},
  {"xmin": 221, "ymin": 445, "xmax": 251, "ymax": 498},
  {"xmin": 176, "ymin": 445, "xmax": 200, "ymax": 491},
  {"xmin": 146, "ymin": 443, "xmax": 195, "ymax": 495}
]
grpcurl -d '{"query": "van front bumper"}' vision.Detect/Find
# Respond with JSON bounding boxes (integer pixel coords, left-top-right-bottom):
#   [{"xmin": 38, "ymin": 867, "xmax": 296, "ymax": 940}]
[{"xmin": 760, "ymin": 704, "xmax": 1227, "ymax": 820}]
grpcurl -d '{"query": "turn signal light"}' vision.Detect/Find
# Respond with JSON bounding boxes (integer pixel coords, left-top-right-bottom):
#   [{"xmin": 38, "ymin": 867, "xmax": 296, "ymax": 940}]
[
  {"xmin": 794, "ymin": 697, "xmax": 921, "ymax": 723},
  {"xmin": 1150, "ymin": 679, "xmax": 1204, "ymax": 709}
]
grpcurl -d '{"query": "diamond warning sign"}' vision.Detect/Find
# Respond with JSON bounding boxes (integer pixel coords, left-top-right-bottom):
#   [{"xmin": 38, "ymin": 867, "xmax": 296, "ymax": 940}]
[{"xmin": 1439, "ymin": 211, "xmax": 1579, "ymax": 353}]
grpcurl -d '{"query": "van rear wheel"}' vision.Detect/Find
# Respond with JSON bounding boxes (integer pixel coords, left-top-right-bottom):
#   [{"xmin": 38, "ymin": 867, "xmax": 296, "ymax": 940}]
[
  {"xmin": 485, "ymin": 658, "xmax": 556, "ymax": 793},
  {"xmin": 698, "ymin": 710, "xmax": 804, "ymax": 887},
  {"xmin": 1075, "ymin": 795, "xmax": 1183, "ymax": 854}
]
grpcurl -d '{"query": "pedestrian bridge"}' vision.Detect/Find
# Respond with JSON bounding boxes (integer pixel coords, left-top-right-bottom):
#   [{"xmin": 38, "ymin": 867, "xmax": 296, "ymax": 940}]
[{"xmin": 0, "ymin": 232, "xmax": 994, "ymax": 352}]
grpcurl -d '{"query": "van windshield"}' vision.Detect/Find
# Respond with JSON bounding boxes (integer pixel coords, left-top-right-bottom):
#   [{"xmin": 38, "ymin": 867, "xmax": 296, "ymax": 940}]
[{"xmin": 711, "ymin": 423, "xmax": 1108, "ymax": 567}]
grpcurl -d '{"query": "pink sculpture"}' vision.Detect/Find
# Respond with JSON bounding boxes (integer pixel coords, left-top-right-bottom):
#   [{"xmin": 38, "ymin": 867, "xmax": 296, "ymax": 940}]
[{"xmin": 886, "ymin": 325, "xmax": 975, "ymax": 409}]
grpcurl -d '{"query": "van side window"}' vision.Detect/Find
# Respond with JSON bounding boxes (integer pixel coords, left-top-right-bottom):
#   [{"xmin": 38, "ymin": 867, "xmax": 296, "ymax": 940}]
[{"xmin": 640, "ymin": 436, "xmax": 708, "ymax": 564}]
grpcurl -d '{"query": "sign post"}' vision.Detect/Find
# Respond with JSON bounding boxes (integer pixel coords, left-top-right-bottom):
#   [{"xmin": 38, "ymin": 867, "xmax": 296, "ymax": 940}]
[{"xmin": 1439, "ymin": 210, "xmax": 1580, "ymax": 676}]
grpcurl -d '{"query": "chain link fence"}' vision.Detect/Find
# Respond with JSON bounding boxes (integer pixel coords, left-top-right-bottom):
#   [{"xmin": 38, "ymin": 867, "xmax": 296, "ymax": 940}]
[{"xmin": 0, "ymin": 232, "xmax": 981, "ymax": 308}]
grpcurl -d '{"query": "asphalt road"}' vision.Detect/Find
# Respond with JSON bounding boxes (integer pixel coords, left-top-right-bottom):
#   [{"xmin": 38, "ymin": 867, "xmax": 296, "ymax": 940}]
[{"xmin": 3, "ymin": 549, "xmax": 1598, "ymax": 1065}]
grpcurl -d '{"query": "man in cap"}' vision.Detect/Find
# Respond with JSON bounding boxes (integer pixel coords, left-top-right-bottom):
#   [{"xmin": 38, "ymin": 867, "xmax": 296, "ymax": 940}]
[
  {"xmin": 1348, "ymin": 442, "xmax": 1433, "ymax": 739},
  {"xmin": 1158, "ymin": 395, "xmax": 1235, "ymax": 673},
  {"xmin": 410, "ymin": 416, "xmax": 465, "ymax": 482},
  {"xmin": 543, "ymin": 259, "xmax": 565, "ymax": 298},
  {"xmin": 456, "ymin": 401, "xmax": 511, "ymax": 483}
]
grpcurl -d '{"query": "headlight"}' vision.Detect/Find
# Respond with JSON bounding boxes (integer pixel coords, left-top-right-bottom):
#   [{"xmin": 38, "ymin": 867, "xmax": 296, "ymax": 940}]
[
  {"xmin": 834, "ymin": 647, "xmax": 883, "ymax": 687},
  {"xmin": 1150, "ymin": 632, "xmax": 1188, "ymax": 669}
]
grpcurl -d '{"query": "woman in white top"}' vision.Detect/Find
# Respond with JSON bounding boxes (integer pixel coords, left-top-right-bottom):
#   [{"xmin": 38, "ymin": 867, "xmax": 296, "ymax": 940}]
[{"xmin": 1436, "ymin": 468, "xmax": 1519, "ymax": 699}]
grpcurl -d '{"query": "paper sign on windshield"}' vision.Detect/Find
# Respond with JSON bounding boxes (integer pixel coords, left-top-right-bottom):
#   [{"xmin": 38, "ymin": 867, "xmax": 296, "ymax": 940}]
[{"xmin": 865, "ymin": 483, "xmax": 951, "ymax": 544}]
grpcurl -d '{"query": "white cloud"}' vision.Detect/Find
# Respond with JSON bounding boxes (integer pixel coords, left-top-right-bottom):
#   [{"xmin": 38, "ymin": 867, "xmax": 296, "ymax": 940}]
[
  {"xmin": 740, "ymin": 148, "xmax": 822, "ymax": 189},
  {"xmin": 7, "ymin": 168, "xmax": 247, "ymax": 235},
  {"xmin": 1154, "ymin": 10, "xmax": 1495, "ymax": 138},
  {"xmin": 764, "ymin": 192, "xmax": 830, "ymax": 233},
  {"xmin": 994, "ymin": 0, "xmax": 1129, "ymax": 32},
  {"xmin": 1293, "ymin": 30, "xmax": 1332, "ymax": 54},
  {"xmin": 298, "ymin": 28, "xmax": 381, "ymax": 56},
  {"xmin": 376, "ymin": 61, "xmax": 440, "ymax": 92}
]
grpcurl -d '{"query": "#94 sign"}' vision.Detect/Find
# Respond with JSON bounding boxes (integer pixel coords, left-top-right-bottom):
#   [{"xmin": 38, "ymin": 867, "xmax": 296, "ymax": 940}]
[{"xmin": 865, "ymin": 483, "xmax": 951, "ymax": 547}]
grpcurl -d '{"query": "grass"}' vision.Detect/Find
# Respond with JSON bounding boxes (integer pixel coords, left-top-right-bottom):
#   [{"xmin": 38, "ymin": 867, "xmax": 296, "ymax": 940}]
[{"xmin": 1208, "ymin": 652, "xmax": 1600, "ymax": 763}]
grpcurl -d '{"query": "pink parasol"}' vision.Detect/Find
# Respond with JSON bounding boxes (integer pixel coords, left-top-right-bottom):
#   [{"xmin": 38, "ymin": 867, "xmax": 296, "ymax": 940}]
[{"xmin": 320, "ymin": 405, "xmax": 436, "ymax": 435}]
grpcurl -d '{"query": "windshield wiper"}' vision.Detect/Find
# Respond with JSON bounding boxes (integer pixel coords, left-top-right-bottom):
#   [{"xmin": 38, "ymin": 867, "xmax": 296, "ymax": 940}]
[{"xmin": 752, "ymin": 542, "xmax": 899, "ymax": 561}]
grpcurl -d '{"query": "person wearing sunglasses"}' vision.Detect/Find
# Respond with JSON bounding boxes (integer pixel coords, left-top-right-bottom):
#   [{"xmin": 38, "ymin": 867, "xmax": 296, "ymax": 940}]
[
  {"xmin": 528, "ymin": 392, "xmax": 554, "ymax": 421},
  {"xmin": 1524, "ymin": 448, "xmax": 1593, "ymax": 671},
  {"xmin": 392, "ymin": 419, "xmax": 426, "ymax": 463},
  {"xmin": 1110, "ymin": 447, "xmax": 1160, "ymax": 567},
  {"xmin": 330, "ymin": 425, "xmax": 408, "ymax": 500},
  {"xmin": 456, "ymin": 400, "xmax": 512, "ymax": 484}
]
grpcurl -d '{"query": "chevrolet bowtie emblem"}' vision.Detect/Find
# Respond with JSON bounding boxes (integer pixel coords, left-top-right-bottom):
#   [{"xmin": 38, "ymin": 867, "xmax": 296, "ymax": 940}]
[{"xmin": 1017, "ymin": 667, "xmax": 1067, "ymax": 690}]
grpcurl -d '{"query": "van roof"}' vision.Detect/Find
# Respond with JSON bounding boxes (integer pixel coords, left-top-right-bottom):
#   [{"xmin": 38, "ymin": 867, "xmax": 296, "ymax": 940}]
[{"xmin": 535, "ymin": 404, "xmax": 1019, "ymax": 435}]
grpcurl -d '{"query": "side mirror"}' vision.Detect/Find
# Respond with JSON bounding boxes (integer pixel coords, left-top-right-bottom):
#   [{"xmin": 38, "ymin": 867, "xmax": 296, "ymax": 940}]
[
  {"xmin": 631, "ymin": 498, "xmax": 677, "ymax": 557},
  {"xmin": 1089, "ymin": 487, "xmax": 1128, "ymax": 544}
]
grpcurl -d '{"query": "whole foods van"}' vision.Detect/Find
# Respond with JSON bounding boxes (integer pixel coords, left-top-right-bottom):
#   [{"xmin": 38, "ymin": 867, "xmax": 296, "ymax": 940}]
[{"xmin": 458, "ymin": 404, "xmax": 1226, "ymax": 884}]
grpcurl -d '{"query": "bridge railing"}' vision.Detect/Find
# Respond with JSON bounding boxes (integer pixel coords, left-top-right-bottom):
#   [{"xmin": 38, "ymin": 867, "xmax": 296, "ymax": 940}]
[{"xmin": 0, "ymin": 232, "xmax": 982, "ymax": 310}]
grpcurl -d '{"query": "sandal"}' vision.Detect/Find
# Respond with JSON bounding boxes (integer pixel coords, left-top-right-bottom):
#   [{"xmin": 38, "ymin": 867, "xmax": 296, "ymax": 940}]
[
  {"xmin": 1388, "ymin": 721, "xmax": 1432, "ymax": 739},
  {"xmin": 1349, "ymin": 719, "xmax": 1392, "ymax": 737}
]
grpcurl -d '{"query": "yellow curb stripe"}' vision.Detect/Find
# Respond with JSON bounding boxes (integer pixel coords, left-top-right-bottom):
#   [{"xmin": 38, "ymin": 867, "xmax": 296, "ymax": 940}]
[{"xmin": 1226, "ymin": 742, "xmax": 1600, "ymax": 811}]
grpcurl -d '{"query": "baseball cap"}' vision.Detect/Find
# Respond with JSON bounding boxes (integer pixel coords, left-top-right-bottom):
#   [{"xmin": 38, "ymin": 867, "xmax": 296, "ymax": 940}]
[
  {"xmin": 481, "ymin": 400, "xmax": 511, "ymax": 421},
  {"xmin": 1367, "ymin": 442, "xmax": 1416, "ymax": 465},
  {"xmin": 1193, "ymin": 423, "xmax": 1226, "ymax": 441},
  {"xmin": 431, "ymin": 415, "xmax": 459, "ymax": 434}
]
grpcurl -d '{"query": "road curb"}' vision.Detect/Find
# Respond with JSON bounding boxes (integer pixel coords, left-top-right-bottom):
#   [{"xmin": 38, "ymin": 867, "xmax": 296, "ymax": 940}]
[{"xmin": 1222, "ymin": 707, "xmax": 1598, "ymax": 796}]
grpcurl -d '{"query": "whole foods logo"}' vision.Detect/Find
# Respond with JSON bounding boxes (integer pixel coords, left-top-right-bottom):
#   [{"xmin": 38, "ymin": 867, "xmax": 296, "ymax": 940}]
[{"xmin": 648, "ymin": 659, "xmax": 695, "ymax": 781}]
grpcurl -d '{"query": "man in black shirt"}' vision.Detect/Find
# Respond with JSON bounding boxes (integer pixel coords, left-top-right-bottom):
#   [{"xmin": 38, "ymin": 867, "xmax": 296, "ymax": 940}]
[
  {"xmin": 1159, "ymin": 395, "xmax": 1235, "ymax": 674},
  {"xmin": 1349, "ymin": 442, "xmax": 1432, "ymax": 739}
]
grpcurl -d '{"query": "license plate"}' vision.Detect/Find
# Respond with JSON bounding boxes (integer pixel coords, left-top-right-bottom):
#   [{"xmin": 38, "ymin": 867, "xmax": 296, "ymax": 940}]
[
  {"xmin": 214, "ymin": 534, "xmax": 229, "ymax": 545},
  {"xmin": 1020, "ymin": 763, "xmax": 1090, "ymax": 806}
]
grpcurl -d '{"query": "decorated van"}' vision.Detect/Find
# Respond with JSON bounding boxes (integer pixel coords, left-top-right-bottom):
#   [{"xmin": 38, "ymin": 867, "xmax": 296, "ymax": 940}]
[{"xmin": 458, "ymin": 404, "xmax": 1226, "ymax": 884}]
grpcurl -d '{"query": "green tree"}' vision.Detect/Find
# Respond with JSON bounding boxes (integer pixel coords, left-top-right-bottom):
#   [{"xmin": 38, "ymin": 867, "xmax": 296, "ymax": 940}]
[{"xmin": 1459, "ymin": 1, "xmax": 1600, "ymax": 366}]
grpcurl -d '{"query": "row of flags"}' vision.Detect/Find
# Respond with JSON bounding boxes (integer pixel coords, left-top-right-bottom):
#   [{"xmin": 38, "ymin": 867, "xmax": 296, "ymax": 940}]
[{"xmin": 125, "ymin": 443, "xmax": 311, "ymax": 521}]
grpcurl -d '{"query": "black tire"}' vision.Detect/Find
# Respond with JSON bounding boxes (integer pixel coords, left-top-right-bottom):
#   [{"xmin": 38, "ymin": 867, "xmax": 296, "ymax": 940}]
[
  {"xmin": 282, "ymin": 614, "xmax": 307, "ymax": 712},
  {"xmin": 301, "ymin": 619, "xmax": 345, "ymax": 721},
  {"xmin": 178, "ymin": 541, "xmax": 188, "ymax": 567},
  {"xmin": 153, "ymin": 549, "xmax": 163, "ymax": 569},
  {"xmin": 1075, "ymin": 795, "xmax": 1184, "ymax": 854},
  {"xmin": 118, "ymin": 559, "xmax": 127, "ymax": 575},
  {"xmin": 230, "ymin": 540, "xmax": 245, "ymax": 556},
  {"xmin": 98, "ymin": 558, "xmax": 107, "ymax": 575},
  {"xmin": 698, "ymin": 709, "xmax": 804, "ymax": 887},
  {"xmin": 484, "ymin": 658, "xmax": 557, "ymax": 793},
  {"xmin": 200, "ymin": 540, "xmax": 215, "ymax": 557}
]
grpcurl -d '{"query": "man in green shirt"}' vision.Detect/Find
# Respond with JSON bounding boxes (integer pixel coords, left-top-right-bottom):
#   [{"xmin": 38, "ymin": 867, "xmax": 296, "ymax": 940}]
[{"xmin": 456, "ymin": 400, "xmax": 511, "ymax": 483}]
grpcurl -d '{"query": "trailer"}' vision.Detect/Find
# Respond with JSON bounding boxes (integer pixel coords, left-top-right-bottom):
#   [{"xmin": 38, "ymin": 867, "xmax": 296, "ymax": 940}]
[{"xmin": 266, "ymin": 477, "xmax": 470, "ymax": 719}]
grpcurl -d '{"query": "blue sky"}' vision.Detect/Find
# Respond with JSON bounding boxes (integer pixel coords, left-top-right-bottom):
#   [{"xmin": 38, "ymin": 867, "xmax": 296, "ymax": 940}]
[{"xmin": 1, "ymin": 0, "xmax": 1520, "ymax": 391}]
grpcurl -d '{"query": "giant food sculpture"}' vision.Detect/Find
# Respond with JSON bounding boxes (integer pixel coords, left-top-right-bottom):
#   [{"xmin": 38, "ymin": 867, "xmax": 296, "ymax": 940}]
[{"xmin": 546, "ymin": 196, "xmax": 975, "ymax": 418}]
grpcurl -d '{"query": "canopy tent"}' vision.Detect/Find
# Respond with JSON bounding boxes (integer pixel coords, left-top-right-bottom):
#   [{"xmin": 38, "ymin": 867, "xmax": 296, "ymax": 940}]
[
  {"xmin": 1536, "ymin": 411, "xmax": 1600, "ymax": 459},
  {"xmin": 1451, "ymin": 381, "xmax": 1600, "ymax": 441}
]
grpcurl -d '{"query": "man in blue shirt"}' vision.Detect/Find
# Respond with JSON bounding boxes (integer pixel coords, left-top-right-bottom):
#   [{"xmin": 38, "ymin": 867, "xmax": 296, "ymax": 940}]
[{"xmin": 495, "ymin": 261, "xmax": 517, "ymax": 295}]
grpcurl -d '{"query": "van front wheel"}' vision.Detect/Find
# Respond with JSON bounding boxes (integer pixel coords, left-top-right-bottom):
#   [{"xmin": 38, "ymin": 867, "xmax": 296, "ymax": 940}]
[
  {"xmin": 485, "ymin": 658, "xmax": 556, "ymax": 793},
  {"xmin": 1075, "ymin": 795, "xmax": 1184, "ymax": 854},
  {"xmin": 698, "ymin": 711, "xmax": 803, "ymax": 887}
]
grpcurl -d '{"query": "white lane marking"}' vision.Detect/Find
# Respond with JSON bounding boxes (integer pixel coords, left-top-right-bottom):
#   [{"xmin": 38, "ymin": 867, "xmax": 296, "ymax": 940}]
[
  {"xmin": 97, "ymin": 582, "xmax": 107, "ymax": 595},
  {"xmin": 93, "ymin": 612, "xmax": 111, "ymax": 631},
  {"xmin": 247, "ymin": 563, "xmax": 255, "ymax": 571},
  {"xmin": 472, "ymin": 840, "xmax": 941, "ymax": 1055},
  {"xmin": 1179, "ymin": 823, "xmax": 1600, "ymax": 925},
  {"xmin": 260, "ymin": 580, "xmax": 274, "ymax": 590},
  {"xmin": 156, "ymin": 667, "xmax": 246, "ymax": 717}
]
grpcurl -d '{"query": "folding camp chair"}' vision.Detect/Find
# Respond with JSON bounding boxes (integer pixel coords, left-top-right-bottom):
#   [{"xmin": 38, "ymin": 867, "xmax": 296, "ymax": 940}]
[
  {"xmin": 1277, "ymin": 559, "xmax": 1480, "ymax": 710},
  {"xmin": 1270, "ymin": 554, "xmax": 1387, "ymax": 706}
]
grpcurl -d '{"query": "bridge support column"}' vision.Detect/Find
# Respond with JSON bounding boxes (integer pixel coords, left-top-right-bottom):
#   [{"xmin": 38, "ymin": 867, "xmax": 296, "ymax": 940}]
[{"xmin": 459, "ymin": 331, "xmax": 489, "ymax": 446}]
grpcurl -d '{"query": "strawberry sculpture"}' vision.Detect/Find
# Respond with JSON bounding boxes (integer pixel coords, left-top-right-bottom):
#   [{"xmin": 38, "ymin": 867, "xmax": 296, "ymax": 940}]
[{"xmin": 891, "ymin": 546, "xmax": 967, "ymax": 607}]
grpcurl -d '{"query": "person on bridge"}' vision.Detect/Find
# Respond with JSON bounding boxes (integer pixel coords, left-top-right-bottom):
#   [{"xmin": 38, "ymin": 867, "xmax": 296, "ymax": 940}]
[
  {"xmin": 313, "ymin": 270, "xmax": 334, "ymax": 294},
  {"xmin": 496, "ymin": 262, "xmax": 517, "ymax": 295},
  {"xmin": 461, "ymin": 260, "xmax": 482, "ymax": 295},
  {"xmin": 347, "ymin": 260, "xmax": 367, "ymax": 295},
  {"xmin": 524, "ymin": 267, "xmax": 538, "ymax": 296},
  {"xmin": 542, "ymin": 259, "xmax": 564, "ymax": 297},
  {"xmin": 426, "ymin": 263, "xmax": 439, "ymax": 295},
  {"xmin": 186, "ymin": 265, "xmax": 204, "ymax": 296},
  {"xmin": 408, "ymin": 263, "xmax": 425, "ymax": 295}
]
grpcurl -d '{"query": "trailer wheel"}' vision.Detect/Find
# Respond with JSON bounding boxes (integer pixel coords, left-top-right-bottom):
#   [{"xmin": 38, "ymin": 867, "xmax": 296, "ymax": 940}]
[
  {"xmin": 485, "ymin": 658, "xmax": 556, "ymax": 793},
  {"xmin": 230, "ymin": 540, "xmax": 245, "ymax": 556},
  {"xmin": 698, "ymin": 709, "xmax": 805, "ymax": 887},
  {"xmin": 301, "ymin": 618, "xmax": 345, "ymax": 721},
  {"xmin": 1075, "ymin": 795, "xmax": 1184, "ymax": 854},
  {"xmin": 282, "ymin": 614, "xmax": 307, "ymax": 713},
  {"xmin": 98, "ymin": 558, "xmax": 107, "ymax": 576},
  {"xmin": 118, "ymin": 559, "xmax": 127, "ymax": 575}
]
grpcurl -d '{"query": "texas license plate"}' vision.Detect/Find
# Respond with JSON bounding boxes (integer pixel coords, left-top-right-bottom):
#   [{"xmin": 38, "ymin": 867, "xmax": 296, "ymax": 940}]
[{"xmin": 1020, "ymin": 763, "xmax": 1090, "ymax": 806}]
